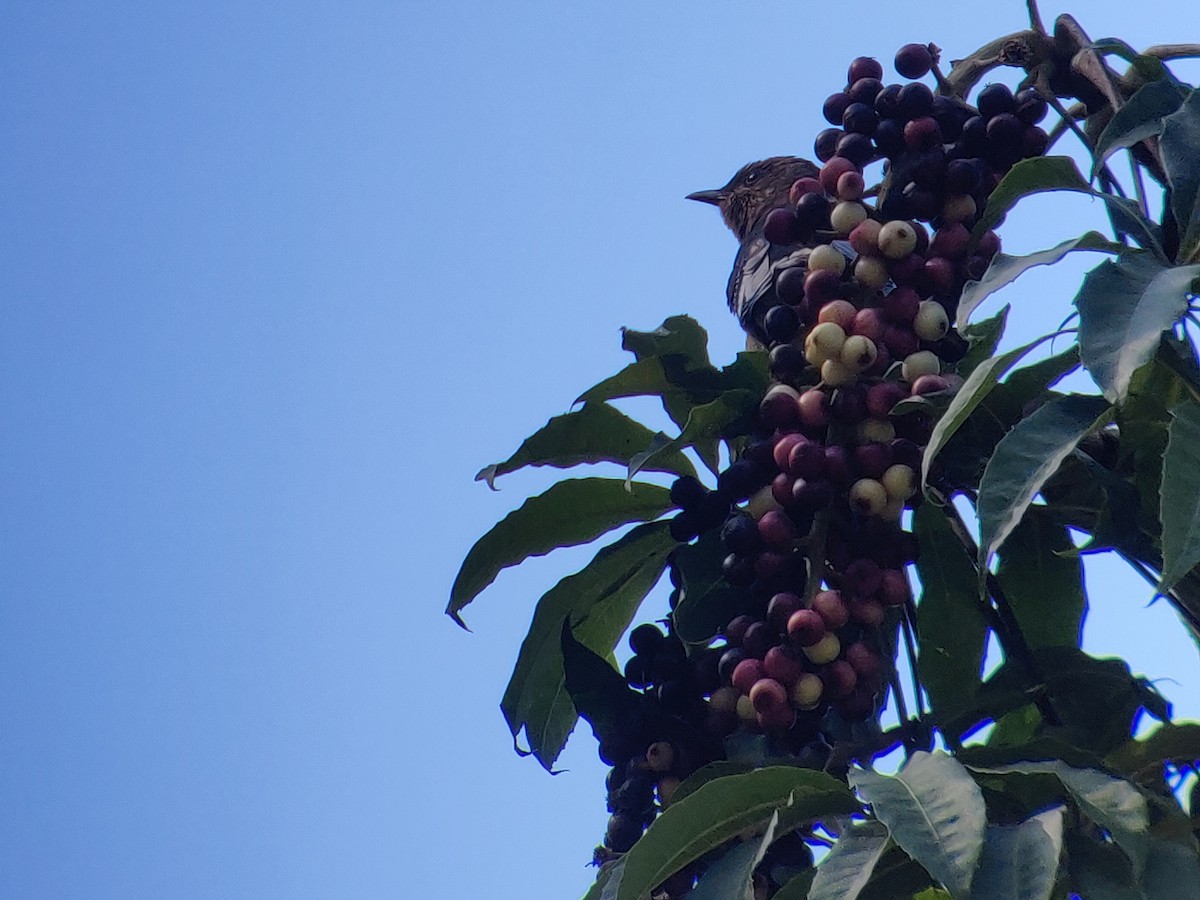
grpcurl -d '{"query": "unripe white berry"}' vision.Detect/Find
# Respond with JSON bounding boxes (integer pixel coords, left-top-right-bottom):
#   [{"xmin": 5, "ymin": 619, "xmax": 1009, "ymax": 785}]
[
  {"xmin": 882, "ymin": 463, "xmax": 918, "ymax": 500},
  {"xmin": 821, "ymin": 358, "xmax": 856, "ymax": 387},
  {"xmin": 857, "ymin": 417, "xmax": 896, "ymax": 443},
  {"xmin": 840, "ymin": 334, "xmax": 878, "ymax": 372},
  {"xmin": 878, "ymin": 220, "xmax": 918, "ymax": 259},
  {"xmin": 791, "ymin": 673, "xmax": 824, "ymax": 709},
  {"xmin": 802, "ymin": 633, "xmax": 841, "ymax": 665},
  {"xmin": 736, "ymin": 694, "xmax": 757, "ymax": 722},
  {"xmin": 748, "ymin": 485, "xmax": 784, "ymax": 519},
  {"xmin": 914, "ymin": 300, "xmax": 950, "ymax": 341},
  {"xmin": 808, "ymin": 244, "xmax": 847, "ymax": 275},
  {"xmin": 831, "ymin": 201, "xmax": 869, "ymax": 235},
  {"xmin": 942, "ymin": 194, "xmax": 978, "ymax": 223},
  {"xmin": 853, "ymin": 255, "xmax": 889, "ymax": 289},
  {"xmin": 901, "ymin": 350, "xmax": 941, "ymax": 383},
  {"xmin": 807, "ymin": 322, "xmax": 846, "ymax": 359},
  {"xmin": 849, "ymin": 478, "xmax": 889, "ymax": 516}
]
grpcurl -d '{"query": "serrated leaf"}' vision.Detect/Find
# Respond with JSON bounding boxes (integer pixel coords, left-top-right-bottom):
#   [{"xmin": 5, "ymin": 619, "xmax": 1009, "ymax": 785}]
[
  {"xmin": 995, "ymin": 510, "xmax": 1087, "ymax": 649},
  {"xmin": 807, "ymin": 822, "xmax": 890, "ymax": 900},
  {"xmin": 912, "ymin": 504, "xmax": 989, "ymax": 736},
  {"xmin": 500, "ymin": 522, "xmax": 674, "ymax": 769},
  {"xmin": 615, "ymin": 767, "xmax": 859, "ymax": 900},
  {"xmin": 968, "ymin": 761, "xmax": 1148, "ymax": 874},
  {"xmin": 1093, "ymin": 77, "xmax": 1190, "ymax": 178},
  {"xmin": 671, "ymin": 530, "xmax": 756, "ymax": 647},
  {"xmin": 1160, "ymin": 401, "xmax": 1200, "ymax": 589},
  {"xmin": 475, "ymin": 402, "xmax": 697, "ymax": 489},
  {"xmin": 970, "ymin": 807, "xmax": 1064, "ymax": 900},
  {"xmin": 921, "ymin": 331, "xmax": 1060, "ymax": 490},
  {"xmin": 976, "ymin": 394, "xmax": 1113, "ymax": 571},
  {"xmin": 956, "ymin": 233, "xmax": 1122, "ymax": 330},
  {"xmin": 447, "ymin": 478, "xmax": 672, "ymax": 624},
  {"xmin": 1074, "ymin": 253, "xmax": 1199, "ymax": 402},
  {"xmin": 687, "ymin": 812, "xmax": 779, "ymax": 900},
  {"xmin": 849, "ymin": 751, "xmax": 987, "ymax": 899},
  {"xmin": 1160, "ymin": 89, "xmax": 1200, "ymax": 261},
  {"xmin": 956, "ymin": 305, "xmax": 1009, "ymax": 378}
]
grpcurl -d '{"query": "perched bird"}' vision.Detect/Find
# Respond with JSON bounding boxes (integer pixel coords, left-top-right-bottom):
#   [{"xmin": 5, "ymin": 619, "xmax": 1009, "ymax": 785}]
[{"xmin": 687, "ymin": 156, "xmax": 820, "ymax": 344}]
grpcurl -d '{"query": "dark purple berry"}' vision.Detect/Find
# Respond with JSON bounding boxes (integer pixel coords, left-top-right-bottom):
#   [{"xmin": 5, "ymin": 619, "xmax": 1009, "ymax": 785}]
[
  {"xmin": 874, "ymin": 83, "xmax": 903, "ymax": 118},
  {"xmin": 764, "ymin": 304, "xmax": 800, "ymax": 343},
  {"xmin": 823, "ymin": 92, "xmax": 852, "ymax": 126},
  {"xmin": 764, "ymin": 207, "xmax": 800, "ymax": 245},
  {"xmin": 894, "ymin": 43, "xmax": 933, "ymax": 79},
  {"xmin": 814, "ymin": 128, "xmax": 843, "ymax": 163},
  {"xmin": 976, "ymin": 82, "xmax": 1015, "ymax": 119},
  {"xmin": 897, "ymin": 82, "xmax": 933, "ymax": 119},
  {"xmin": 848, "ymin": 56, "xmax": 884, "ymax": 83},
  {"xmin": 1014, "ymin": 87, "xmax": 1048, "ymax": 125},
  {"xmin": 629, "ymin": 623, "xmax": 665, "ymax": 656},
  {"xmin": 842, "ymin": 102, "xmax": 878, "ymax": 135},
  {"xmin": 836, "ymin": 132, "xmax": 875, "ymax": 167},
  {"xmin": 848, "ymin": 77, "xmax": 884, "ymax": 105}
]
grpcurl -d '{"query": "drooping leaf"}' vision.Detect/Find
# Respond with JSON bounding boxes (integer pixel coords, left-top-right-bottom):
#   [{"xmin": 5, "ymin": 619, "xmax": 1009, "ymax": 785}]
[
  {"xmin": 970, "ymin": 807, "xmax": 1064, "ymax": 900},
  {"xmin": 614, "ymin": 767, "xmax": 860, "ymax": 900},
  {"xmin": 1074, "ymin": 252, "xmax": 1199, "ymax": 402},
  {"xmin": 475, "ymin": 402, "xmax": 697, "ymax": 489},
  {"xmin": 671, "ymin": 530, "xmax": 756, "ymax": 648},
  {"xmin": 1092, "ymin": 77, "xmax": 1190, "ymax": 178},
  {"xmin": 956, "ymin": 233, "xmax": 1122, "ymax": 330},
  {"xmin": 921, "ymin": 332, "xmax": 1061, "ymax": 491},
  {"xmin": 627, "ymin": 389, "xmax": 759, "ymax": 482},
  {"xmin": 560, "ymin": 619, "xmax": 641, "ymax": 747},
  {"xmin": 968, "ymin": 761, "xmax": 1149, "ymax": 874},
  {"xmin": 976, "ymin": 394, "xmax": 1113, "ymax": 571},
  {"xmin": 1160, "ymin": 88, "xmax": 1200, "ymax": 261},
  {"xmin": 770, "ymin": 870, "xmax": 817, "ymax": 900},
  {"xmin": 994, "ymin": 510, "xmax": 1087, "ymax": 649},
  {"xmin": 912, "ymin": 504, "xmax": 989, "ymax": 736},
  {"xmin": 807, "ymin": 822, "xmax": 891, "ymax": 900},
  {"xmin": 578, "ymin": 356, "xmax": 721, "ymax": 430},
  {"xmin": 1065, "ymin": 833, "xmax": 1143, "ymax": 900},
  {"xmin": 447, "ymin": 478, "xmax": 672, "ymax": 624},
  {"xmin": 1087, "ymin": 38, "xmax": 1178, "ymax": 81},
  {"xmin": 686, "ymin": 812, "xmax": 779, "ymax": 900},
  {"xmin": 955, "ymin": 305, "xmax": 1009, "ymax": 378},
  {"xmin": 1106, "ymin": 723, "xmax": 1200, "ymax": 781},
  {"xmin": 974, "ymin": 156, "xmax": 1162, "ymax": 253},
  {"xmin": 849, "ymin": 751, "xmax": 987, "ymax": 899},
  {"xmin": 1160, "ymin": 400, "xmax": 1200, "ymax": 589},
  {"xmin": 1141, "ymin": 835, "xmax": 1200, "ymax": 897},
  {"xmin": 500, "ymin": 522, "xmax": 674, "ymax": 769},
  {"xmin": 670, "ymin": 761, "xmax": 754, "ymax": 805}
]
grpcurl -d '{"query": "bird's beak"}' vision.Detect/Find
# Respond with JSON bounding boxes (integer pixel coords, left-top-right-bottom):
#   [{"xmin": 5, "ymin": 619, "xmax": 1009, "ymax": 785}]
[{"xmin": 685, "ymin": 189, "xmax": 726, "ymax": 206}]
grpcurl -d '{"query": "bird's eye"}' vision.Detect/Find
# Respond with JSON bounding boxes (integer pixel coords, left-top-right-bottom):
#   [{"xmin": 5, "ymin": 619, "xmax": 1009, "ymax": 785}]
[{"xmin": 745, "ymin": 171, "xmax": 759, "ymax": 184}]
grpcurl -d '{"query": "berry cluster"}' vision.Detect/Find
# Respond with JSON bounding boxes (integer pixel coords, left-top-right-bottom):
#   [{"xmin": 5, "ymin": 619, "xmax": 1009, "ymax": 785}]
[{"xmin": 592, "ymin": 46, "xmax": 1049, "ymax": 888}]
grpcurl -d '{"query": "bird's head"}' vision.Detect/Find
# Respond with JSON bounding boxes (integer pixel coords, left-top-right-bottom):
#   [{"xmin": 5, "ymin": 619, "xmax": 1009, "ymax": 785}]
[{"xmin": 687, "ymin": 156, "xmax": 820, "ymax": 242}]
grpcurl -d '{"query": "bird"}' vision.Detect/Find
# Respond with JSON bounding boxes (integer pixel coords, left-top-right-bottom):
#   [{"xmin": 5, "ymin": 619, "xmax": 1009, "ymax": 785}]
[{"xmin": 687, "ymin": 156, "xmax": 821, "ymax": 346}]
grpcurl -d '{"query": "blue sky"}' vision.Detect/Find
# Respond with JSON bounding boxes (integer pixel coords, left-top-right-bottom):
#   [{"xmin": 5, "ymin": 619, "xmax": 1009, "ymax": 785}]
[{"xmin": 2, "ymin": 3, "xmax": 1198, "ymax": 898}]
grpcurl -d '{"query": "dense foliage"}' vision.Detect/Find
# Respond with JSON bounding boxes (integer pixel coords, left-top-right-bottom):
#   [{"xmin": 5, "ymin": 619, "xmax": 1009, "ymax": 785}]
[{"xmin": 451, "ymin": 10, "xmax": 1200, "ymax": 899}]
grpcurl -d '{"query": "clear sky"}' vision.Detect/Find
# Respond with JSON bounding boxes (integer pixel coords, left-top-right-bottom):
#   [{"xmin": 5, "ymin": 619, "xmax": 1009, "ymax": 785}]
[{"xmin": 2, "ymin": 2, "xmax": 1198, "ymax": 898}]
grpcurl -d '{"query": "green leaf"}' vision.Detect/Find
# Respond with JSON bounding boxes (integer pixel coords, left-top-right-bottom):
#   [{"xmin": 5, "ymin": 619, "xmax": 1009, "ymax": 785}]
[
  {"xmin": 627, "ymin": 389, "xmax": 759, "ymax": 483},
  {"xmin": 770, "ymin": 870, "xmax": 817, "ymax": 900},
  {"xmin": 500, "ymin": 522, "xmax": 674, "ymax": 769},
  {"xmin": 671, "ymin": 761, "xmax": 754, "ymax": 805},
  {"xmin": 621, "ymin": 316, "xmax": 712, "ymax": 369},
  {"xmin": 583, "ymin": 858, "xmax": 625, "ymax": 900},
  {"xmin": 560, "ymin": 619, "xmax": 640, "ymax": 746},
  {"xmin": 1141, "ymin": 836, "xmax": 1200, "ymax": 898},
  {"xmin": 671, "ymin": 530, "xmax": 756, "ymax": 647},
  {"xmin": 912, "ymin": 504, "xmax": 989, "ymax": 736},
  {"xmin": 955, "ymin": 305, "xmax": 1009, "ymax": 379},
  {"xmin": 1092, "ymin": 77, "xmax": 1190, "ymax": 179},
  {"xmin": 1074, "ymin": 252, "xmax": 1199, "ymax": 402},
  {"xmin": 994, "ymin": 510, "xmax": 1087, "ymax": 649},
  {"xmin": 1160, "ymin": 401, "xmax": 1200, "ymax": 589},
  {"xmin": 1106, "ymin": 723, "xmax": 1200, "ymax": 780},
  {"xmin": 849, "ymin": 751, "xmax": 987, "ymax": 899},
  {"xmin": 1160, "ymin": 89, "xmax": 1200, "ymax": 261},
  {"xmin": 687, "ymin": 812, "xmax": 779, "ymax": 900},
  {"xmin": 1087, "ymin": 39, "xmax": 1177, "ymax": 81},
  {"xmin": 1065, "ymin": 833, "xmax": 1143, "ymax": 900},
  {"xmin": 976, "ymin": 394, "xmax": 1113, "ymax": 571},
  {"xmin": 968, "ymin": 761, "xmax": 1149, "ymax": 874},
  {"xmin": 447, "ymin": 478, "xmax": 672, "ymax": 624},
  {"xmin": 614, "ymin": 767, "xmax": 860, "ymax": 900},
  {"xmin": 578, "ymin": 357, "xmax": 721, "ymax": 431},
  {"xmin": 475, "ymin": 402, "xmax": 697, "ymax": 489},
  {"xmin": 974, "ymin": 156, "xmax": 1162, "ymax": 254},
  {"xmin": 970, "ymin": 807, "xmax": 1064, "ymax": 900},
  {"xmin": 956, "ymin": 233, "xmax": 1122, "ymax": 330},
  {"xmin": 808, "ymin": 822, "xmax": 890, "ymax": 900},
  {"xmin": 921, "ymin": 331, "xmax": 1061, "ymax": 491}
]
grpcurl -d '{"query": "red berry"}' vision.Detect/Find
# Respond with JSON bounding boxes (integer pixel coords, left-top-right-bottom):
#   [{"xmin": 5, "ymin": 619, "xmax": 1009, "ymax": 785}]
[
  {"xmin": 731, "ymin": 658, "xmax": 765, "ymax": 694},
  {"xmin": 787, "ymin": 609, "xmax": 827, "ymax": 647}
]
